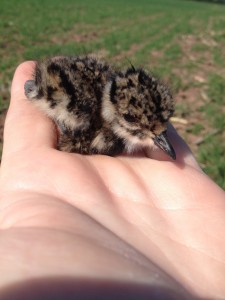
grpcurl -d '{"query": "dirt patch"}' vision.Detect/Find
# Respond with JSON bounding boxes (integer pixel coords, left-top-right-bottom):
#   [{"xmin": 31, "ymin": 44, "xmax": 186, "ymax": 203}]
[
  {"xmin": 50, "ymin": 21, "xmax": 113, "ymax": 46},
  {"xmin": 172, "ymin": 86, "xmax": 211, "ymax": 153},
  {"xmin": 51, "ymin": 31, "xmax": 100, "ymax": 45},
  {"xmin": 178, "ymin": 34, "xmax": 217, "ymax": 74},
  {"xmin": 171, "ymin": 31, "xmax": 224, "ymax": 150},
  {"xmin": 113, "ymin": 43, "xmax": 145, "ymax": 62}
]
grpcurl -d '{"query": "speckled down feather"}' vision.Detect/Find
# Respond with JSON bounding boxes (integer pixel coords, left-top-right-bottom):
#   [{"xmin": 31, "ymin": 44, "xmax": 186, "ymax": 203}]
[{"xmin": 24, "ymin": 55, "xmax": 176, "ymax": 159}]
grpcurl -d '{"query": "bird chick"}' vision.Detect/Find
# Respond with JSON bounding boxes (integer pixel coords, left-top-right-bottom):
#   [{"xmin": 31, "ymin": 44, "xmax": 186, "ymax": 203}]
[{"xmin": 24, "ymin": 55, "xmax": 176, "ymax": 159}]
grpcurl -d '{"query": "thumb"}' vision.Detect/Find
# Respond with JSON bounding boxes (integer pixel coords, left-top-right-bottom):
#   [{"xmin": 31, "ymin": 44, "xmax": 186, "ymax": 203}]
[{"xmin": 2, "ymin": 61, "xmax": 56, "ymax": 158}]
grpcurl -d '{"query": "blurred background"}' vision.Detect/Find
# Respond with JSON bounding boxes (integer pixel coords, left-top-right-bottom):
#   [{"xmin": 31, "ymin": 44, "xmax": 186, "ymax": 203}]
[{"xmin": 0, "ymin": 0, "xmax": 224, "ymax": 189}]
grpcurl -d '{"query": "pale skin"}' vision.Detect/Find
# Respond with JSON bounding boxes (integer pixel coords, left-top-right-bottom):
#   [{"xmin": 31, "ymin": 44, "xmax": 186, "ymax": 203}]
[{"xmin": 0, "ymin": 62, "xmax": 225, "ymax": 299}]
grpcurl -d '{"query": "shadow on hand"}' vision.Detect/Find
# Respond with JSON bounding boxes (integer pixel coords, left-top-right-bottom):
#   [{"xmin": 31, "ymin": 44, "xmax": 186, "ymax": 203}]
[{"xmin": 0, "ymin": 277, "xmax": 197, "ymax": 300}]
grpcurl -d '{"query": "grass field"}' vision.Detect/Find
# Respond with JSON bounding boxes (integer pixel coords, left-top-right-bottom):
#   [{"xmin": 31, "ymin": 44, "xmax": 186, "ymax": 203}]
[{"xmin": 0, "ymin": 0, "xmax": 224, "ymax": 189}]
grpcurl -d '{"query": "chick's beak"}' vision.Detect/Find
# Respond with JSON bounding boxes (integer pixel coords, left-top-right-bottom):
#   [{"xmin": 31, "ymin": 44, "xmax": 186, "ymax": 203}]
[{"xmin": 153, "ymin": 131, "xmax": 176, "ymax": 160}]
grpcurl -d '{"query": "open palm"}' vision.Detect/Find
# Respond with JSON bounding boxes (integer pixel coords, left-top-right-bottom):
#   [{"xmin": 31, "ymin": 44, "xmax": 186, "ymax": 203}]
[{"xmin": 0, "ymin": 62, "xmax": 224, "ymax": 299}]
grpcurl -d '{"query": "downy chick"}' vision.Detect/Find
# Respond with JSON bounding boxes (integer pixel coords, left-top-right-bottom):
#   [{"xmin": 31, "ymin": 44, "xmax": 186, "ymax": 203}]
[{"xmin": 24, "ymin": 55, "xmax": 176, "ymax": 159}]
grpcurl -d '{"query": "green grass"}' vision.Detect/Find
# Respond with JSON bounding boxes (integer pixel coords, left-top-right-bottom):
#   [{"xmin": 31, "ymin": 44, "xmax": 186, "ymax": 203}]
[
  {"xmin": 0, "ymin": 0, "xmax": 225, "ymax": 189},
  {"xmin": 187, "ymin": 124, "xmax": 205, "ymax": 135}
]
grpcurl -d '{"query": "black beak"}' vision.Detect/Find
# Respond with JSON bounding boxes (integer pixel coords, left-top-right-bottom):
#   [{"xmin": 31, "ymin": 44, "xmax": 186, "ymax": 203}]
[{"xmin": 153, "ymin": 131, "xmax": 176, "ymax": 160}]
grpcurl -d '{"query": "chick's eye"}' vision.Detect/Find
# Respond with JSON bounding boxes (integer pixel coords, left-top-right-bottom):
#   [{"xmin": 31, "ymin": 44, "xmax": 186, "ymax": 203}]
[{"xmin": 123, "ymin": 113, "xmax": 136, "ymax": 123}]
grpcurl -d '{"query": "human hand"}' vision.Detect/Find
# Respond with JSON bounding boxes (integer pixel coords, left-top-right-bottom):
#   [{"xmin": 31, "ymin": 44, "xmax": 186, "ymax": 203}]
[{"xmin": 0, "ymin": 62, "xmax": 224, "ymax": 299}]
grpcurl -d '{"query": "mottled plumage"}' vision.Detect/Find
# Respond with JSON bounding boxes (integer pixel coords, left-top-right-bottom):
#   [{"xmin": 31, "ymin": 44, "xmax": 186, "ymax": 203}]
[{"xmin": 24, "ymin": 55, "xmax": 176, "ymax": 159}]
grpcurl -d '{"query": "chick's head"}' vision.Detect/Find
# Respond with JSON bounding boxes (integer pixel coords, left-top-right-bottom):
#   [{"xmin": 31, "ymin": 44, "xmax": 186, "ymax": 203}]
[{"xmin": 102, "ymin": 68, "xmax": 176, "ymax": 159}]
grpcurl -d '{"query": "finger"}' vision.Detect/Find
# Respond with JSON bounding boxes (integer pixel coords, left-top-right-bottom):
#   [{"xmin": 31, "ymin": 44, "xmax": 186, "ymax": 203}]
[
  {"xmin": 147, "ymin": 124, "xmax": 201, "ymax": 170},
  {"xmin": 2, "ymin": 61, "xmax": 57, "ymax": 157}
]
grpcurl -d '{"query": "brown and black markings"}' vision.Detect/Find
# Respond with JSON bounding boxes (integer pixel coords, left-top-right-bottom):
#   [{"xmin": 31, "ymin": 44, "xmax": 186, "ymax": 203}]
[{"xmin": 25, "ymin": 55, "xmax": 176, "ymax": 159}]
